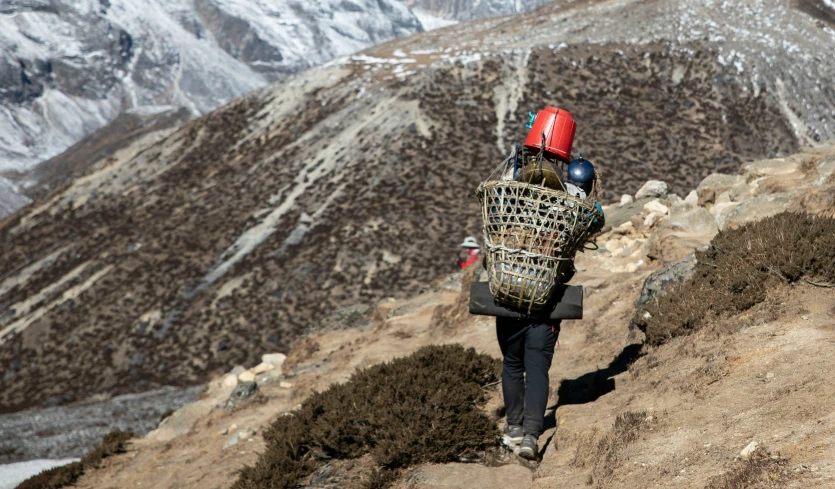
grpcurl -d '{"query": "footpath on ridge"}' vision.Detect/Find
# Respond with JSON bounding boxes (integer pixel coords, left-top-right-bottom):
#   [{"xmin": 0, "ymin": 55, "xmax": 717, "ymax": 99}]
[{"xmin": 34, "ymin": 141, "xmax": 835, "ymax": 488}]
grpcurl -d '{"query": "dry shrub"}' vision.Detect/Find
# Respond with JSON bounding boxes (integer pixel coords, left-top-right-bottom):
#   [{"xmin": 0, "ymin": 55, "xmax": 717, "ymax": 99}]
[
  {"xmin": 638, "ymin": 212, "xmax": 835, "ymax": 345},
  {"xmin": 16, "ymin": 430, "xmax": 132, "ymax": 489},
  {"xmin": 232, "ymin": 345, "xmax": 501, "ymax": 489},
  {"xmin": 705, "ymin": 448, "xmax": 789, "ymax": 489},
  {"xmin": 590, "ymin": 411, "xmax": 648, "ymax": 487}
]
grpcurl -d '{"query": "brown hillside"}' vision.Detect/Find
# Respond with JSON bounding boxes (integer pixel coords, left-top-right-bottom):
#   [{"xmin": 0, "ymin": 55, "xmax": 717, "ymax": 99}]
[{"xmin": 1, "ymin": 0, "xmax": 831, "ymax": 412}]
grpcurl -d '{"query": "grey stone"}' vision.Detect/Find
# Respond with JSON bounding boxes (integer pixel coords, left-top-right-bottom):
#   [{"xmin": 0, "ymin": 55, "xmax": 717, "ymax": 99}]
[
  {"xmin": 721, "ymin": 193, "xmax": 793, "ymax": 229},
  {"xmin": 225, "ymin": 381, "xmax": 258, "ymax": 410},
  {"xmin": 741, "ymin": 157, "xmax": 800, "ymax": 179},
  {"xmin": 603, "ymin": 198, "xmax": 652, "ymax": 229},
  {"xmin": 635, "ymin": 180, "xmax": 669, "ymax": 199},
  {"xmin": 697, "ymin": 173, "xmax": 744, "ymax": 204},
  {"xmin": 630, "ymin": 253, "xmax": 697, "ymax": 336},
  {"xmin": 664, "ymin": 207, "xmax": 719, "ymax": 236}
]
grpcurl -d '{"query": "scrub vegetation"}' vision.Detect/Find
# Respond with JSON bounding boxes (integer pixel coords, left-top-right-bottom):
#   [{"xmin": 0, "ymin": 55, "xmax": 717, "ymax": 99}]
[
  {"xmin": 232, "ymin": 345, "xmax": 501, "ymax": 489},
  {"xmin": 638, "ymin": 212, "xmax": 835, "ymax": 345}
]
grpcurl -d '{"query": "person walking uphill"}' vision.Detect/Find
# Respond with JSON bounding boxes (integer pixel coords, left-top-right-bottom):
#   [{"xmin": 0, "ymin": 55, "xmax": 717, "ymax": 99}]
[{"xmin": 497, "ymin": 317, "xmax": 560, "ymax": 459}]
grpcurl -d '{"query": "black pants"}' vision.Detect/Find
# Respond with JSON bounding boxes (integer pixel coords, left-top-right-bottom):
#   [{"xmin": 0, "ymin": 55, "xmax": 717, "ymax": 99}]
[{"xmin": 496, "ymin": 318, "xmax": 560, "ymax": 439}]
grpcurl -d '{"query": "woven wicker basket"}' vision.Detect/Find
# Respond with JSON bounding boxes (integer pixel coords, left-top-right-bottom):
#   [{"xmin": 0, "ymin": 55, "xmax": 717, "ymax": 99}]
[{"xmin": 478, "ymin": 180, "xmax": 602, "ymax": 313}]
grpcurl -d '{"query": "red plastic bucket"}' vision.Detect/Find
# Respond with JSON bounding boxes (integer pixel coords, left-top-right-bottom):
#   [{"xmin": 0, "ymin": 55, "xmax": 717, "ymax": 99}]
[{"xmin": 523, "ymin": 107, "xmax": 576, "ymax": 162}]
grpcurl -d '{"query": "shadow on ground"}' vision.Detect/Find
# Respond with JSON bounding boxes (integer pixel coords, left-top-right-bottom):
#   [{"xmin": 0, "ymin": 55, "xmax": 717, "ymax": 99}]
[{"xmin": 539, "ymin": 343, "xmax": 644, "ymax": 458}]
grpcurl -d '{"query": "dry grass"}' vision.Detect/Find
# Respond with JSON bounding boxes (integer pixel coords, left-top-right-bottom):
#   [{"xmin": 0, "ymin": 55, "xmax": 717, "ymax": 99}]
[
  {"xmin": 571, "ymin": 411, "xmax": 649, "ymax": 487},
  {"xmin": 232, "ymin": 345, "xmax": 501, "ymax": 489},
  {"xmin": 705, "ymin": 448, "xmax": 790, "ymax": 489},
  {"xmin": 637, "ymin": 212, "xmax": 835, "ymax": 345},
  {"xmin": 15, "ymin": 430, "xmax": 132, "ymax": 489}
]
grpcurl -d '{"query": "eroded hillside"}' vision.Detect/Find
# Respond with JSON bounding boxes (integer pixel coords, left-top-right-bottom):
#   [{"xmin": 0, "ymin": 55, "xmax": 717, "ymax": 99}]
[{"xmin": 2, "ymin": 0, "xmax": 834, "ymax": 413}]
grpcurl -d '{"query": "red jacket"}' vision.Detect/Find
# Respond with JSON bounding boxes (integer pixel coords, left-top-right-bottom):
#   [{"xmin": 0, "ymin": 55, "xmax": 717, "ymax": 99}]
[{"xmin": 458, "ymin": 248, "xmax": 480, "ymax": 270}]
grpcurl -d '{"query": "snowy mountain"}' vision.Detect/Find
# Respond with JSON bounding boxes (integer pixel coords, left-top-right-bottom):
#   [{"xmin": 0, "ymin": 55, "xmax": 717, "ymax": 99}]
[{"xmin": 0, "ymin": 0, "xmax": 423, "ymax": 175}]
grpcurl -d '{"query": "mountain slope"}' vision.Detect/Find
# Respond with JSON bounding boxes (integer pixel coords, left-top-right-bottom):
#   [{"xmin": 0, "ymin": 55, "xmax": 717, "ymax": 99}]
[
  {"xmin": 36, "ymin": 141, "xmax": 835, "ymax": 488},
  {"xmin": 0, "ymin": 178, "xmax": 30, "ymax": 221},
  {"xmin": 0, "ymin": 0, "xmax": 423, "ymax": 173},
  {"xmin": 1, "ymin": 0, "xmax": 834, "ymax": 413},
  {"xmin": 403, "ymin": 0, "xmax": 552, "ymax": 20}
]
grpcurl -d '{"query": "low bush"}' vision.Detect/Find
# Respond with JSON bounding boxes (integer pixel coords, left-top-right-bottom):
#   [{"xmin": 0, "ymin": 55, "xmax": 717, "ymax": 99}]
[
  {"xmin": 16, "ymin": 430, "xmax": 132, "ymax": 489},
  {"xmin": 233, "ymin": 345, "xmax": 501, "ymax": 489},
  {"xmin": 638, "ymin": 212, "xmax": 835, "ymax": 345}
]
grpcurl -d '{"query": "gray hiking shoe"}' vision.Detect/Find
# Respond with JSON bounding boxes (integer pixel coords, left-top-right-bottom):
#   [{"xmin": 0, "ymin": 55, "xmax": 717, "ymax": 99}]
[
  {"xmin": 517, "ymin": 435, "xmax": 538, "ymax": 460},
  {"xmin": 502, "ymin": 424, "xmax": 524, "ymax": 446}
]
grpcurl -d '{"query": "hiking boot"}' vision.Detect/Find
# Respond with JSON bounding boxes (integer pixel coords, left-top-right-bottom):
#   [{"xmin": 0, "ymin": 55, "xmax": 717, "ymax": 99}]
[
  {"xmin": 517, "ymin": 435, "xmax": 538, "ymax": 460},
  {"xmin": 502, "ymin": 424, "xmax": 524, "ymax": 446}
]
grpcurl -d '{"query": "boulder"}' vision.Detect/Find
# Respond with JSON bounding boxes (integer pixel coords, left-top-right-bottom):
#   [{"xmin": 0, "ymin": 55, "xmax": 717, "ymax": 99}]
[
  {"xmin": 728, "ymin": 182, "xmax": 755, "ymax": 202},
  {"xmin": 664, "ymin": 207, "xmax": 719, "ymax": 236},
  {"xmin": 221, "ymin": 373, "xmax": 238, "ymax": 388},
  {"xmin": 620, "ymin": 194, "xmax": 634, "ymax": 206},
  {"xmin": 721, "ymin": 193, "xmax": 793, "ymax": 229},
  {"xmin": 740, "ymin": 441, "xmax": 759, "ymax": 458},
  {"xmin": 612, "ymin": 221, "xmax": 635, "ymax": 235},
  {"xmin": 225, "ymin": 381, "xmax": 258, "ymax": 410},
  {"xmin": 697, "ymin": 173, "xmax": 743, "ymax": 205},
  {"xmin": 238, "ymin": 371, "xmax": 256, "ymax": 383},
  {"xmin": 643, "ymin": 212, "xmax": 664, "ymax": 229},
  {"xmin": 741, "ymin": 157, "xmax": 801, "ymax": 180},
  {"xmin": 643, "ymin": 199, "xmax": 670, "ymax": 216},
  {"xmin": 630, "ymin": 253, "xmax": 697, "ymax": 336},
  {"xmin": 711, "ymin": 202, "xmax": 740, "ymax": 230},
  {"xmin": 684, "ymin": 190, "xmax": 698, "ymax": 206},
  {"xmin": 604, "ymin": 198, "xmax": 650, "ymax": 228},
  {"xmin": 670, "ymin": 200, "xmax": 694, "ymax": 216},
  {"xmin": 635, "ymin": 180, "xmax": 669, "ymax": 199},
  {"xmin": 251, "ymin": 362, "xmax": 274, "ymax": 375},
  {"xmin": 262, "ymin": 353, "xmax": 287, "ymax": 368}
]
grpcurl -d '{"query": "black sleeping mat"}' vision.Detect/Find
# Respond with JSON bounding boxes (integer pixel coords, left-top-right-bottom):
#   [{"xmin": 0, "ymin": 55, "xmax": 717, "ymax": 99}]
[{"xmin": 469, "ymin": 281, "xmax": 583, "ymax": 320}]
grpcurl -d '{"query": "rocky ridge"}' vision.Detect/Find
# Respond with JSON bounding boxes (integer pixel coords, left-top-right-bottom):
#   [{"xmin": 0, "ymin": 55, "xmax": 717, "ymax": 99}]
[
  {"xmin": 52, "ymin": 141, "xmax": 835, "ymax": 488},
  {"xmin": 0, "ymin": 0, "xmax": 424, "ymax": 174},
  {"xmin": 1, "ymin": 0, "xmax": 834, "ymax": 413}
]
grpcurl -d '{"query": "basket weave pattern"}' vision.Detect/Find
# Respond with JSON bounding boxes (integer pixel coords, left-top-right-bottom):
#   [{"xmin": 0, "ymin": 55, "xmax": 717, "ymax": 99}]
[{"xmin": 479, "ymin": 180, "xmax": 601, "ymax": 313}]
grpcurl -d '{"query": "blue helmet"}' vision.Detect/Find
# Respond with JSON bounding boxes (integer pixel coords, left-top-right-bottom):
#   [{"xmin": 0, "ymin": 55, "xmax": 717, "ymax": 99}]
[{"xmin": 567, "ymin": 158, "xmax": 595, "ymax": 185}]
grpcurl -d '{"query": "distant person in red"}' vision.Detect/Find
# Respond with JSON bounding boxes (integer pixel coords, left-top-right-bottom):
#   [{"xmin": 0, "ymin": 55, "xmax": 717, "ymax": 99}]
[{"xmin": 457, "ymin": 236, "xmax": 480, "ymax": 270}]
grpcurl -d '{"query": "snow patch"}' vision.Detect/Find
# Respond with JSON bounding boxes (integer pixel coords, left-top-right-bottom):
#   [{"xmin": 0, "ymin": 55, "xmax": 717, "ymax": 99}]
[
  {"xmin": 0, "ymin": 459, "xmax": 79, "ymax": 489},
  {"xmin": 412, "ymin": 8, "xmax": 458, "ymax": 31}
]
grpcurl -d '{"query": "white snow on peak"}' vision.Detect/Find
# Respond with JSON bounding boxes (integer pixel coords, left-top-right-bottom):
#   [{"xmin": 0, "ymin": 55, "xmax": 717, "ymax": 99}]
[{"xmin": 0, "ymin": 0, "xmax": 424, "ymax": 173}]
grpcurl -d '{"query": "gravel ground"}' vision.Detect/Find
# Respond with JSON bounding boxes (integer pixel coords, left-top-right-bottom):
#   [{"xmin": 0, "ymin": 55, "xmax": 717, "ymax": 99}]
[{"xmin": 0, "ymin": 385, "xmax": 203, "ymax": 464}]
